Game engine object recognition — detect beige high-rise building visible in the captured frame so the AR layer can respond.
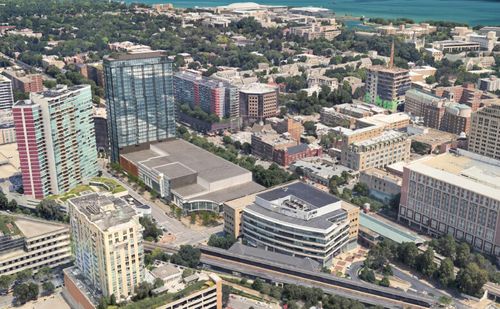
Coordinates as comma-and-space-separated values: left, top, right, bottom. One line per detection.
223, 195, 254, 238
68, 193, 144, 302
468, 105, 500, 160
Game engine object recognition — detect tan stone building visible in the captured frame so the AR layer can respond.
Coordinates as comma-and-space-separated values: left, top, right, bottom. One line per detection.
68, 193, 144, 302
223, 195, 254, 238
271, 118, 304, 142
359, 168, 403, 203
469, 105, 500, 160
399, 150, 500, 256
341, 130, 411, 171
356, 112, 410, 130
342, 201, 360, 242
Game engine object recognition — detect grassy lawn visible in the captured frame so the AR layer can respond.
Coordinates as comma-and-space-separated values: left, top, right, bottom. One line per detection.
46, 177, 127, 202
58, 185, 93, 201
91, 177, 127, 194
0, 215, 21, 236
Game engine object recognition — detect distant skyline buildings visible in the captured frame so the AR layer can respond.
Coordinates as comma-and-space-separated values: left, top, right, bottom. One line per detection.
12, 85, 98, 199
174, 70, 239, 120
364, 65, 411, 111
103, 51, 176, 162
239, 83, 278, 125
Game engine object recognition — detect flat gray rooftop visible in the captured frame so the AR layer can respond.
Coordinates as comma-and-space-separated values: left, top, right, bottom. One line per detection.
124, 139, 252, 183
183, 181, 265, 203
122, 139, 264, 202
151, 263, 181, 279
257, 182, 340, 208
155, 162, 197, 179
15, 218, 67, 239
228, 242, 321, 272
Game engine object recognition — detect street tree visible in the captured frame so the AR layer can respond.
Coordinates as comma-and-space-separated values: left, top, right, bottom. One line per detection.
456, 262, 488, 296
42, 281, 55, 295
437, 258, 456, 287
397, 242, 419, 268
417, 248, 436, 278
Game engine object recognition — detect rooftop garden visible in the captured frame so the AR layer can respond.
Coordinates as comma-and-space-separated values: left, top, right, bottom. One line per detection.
46, 177, 126, 202
90, 177, 127, 194
120, 280, 209, 309
0, 215, 21, 236
48, 184, 93, 202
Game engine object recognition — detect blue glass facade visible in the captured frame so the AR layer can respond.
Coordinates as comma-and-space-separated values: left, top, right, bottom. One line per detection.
104, 52, 176, 162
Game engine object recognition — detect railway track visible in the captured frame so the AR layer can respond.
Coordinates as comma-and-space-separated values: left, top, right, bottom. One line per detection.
144, 242, 435, 308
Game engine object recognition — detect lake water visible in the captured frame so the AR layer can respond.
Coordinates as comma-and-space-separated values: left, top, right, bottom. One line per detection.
126, 0, 500, 25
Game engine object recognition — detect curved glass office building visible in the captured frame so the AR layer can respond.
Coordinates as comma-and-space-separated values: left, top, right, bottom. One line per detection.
242, 182, 353, 267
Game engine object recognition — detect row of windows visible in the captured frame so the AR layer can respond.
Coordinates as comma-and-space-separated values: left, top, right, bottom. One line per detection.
399, 207, 500, 256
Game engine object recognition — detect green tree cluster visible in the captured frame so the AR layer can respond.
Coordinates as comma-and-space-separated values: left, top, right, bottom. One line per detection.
144, 248, 170, 266
366, 236, 493, 296
0, 192, 18, 212
179, 127, 296, 188
13, 282, 38, 305
170, 245, 201, 268
207, 234, 236, 249
36, 199, 68, 222
139, 216, 163, 242
179, 104, 221, 124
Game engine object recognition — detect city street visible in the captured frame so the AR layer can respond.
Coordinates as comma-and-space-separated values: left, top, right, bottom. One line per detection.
100, 169, 221, 246
0, 52, 56, 81
346, 260, 471, 309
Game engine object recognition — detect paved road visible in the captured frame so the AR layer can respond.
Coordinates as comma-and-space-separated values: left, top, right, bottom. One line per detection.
346, 261, 364, 280
346, 260, 471, 309
201, 256, 425, 309
390, 265, 444, 297
100, 169, 220, 246
0, 52, 56, 81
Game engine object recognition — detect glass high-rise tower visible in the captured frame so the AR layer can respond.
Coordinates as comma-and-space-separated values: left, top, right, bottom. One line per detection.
103, 51, 176, 162
13, 85, 98, 199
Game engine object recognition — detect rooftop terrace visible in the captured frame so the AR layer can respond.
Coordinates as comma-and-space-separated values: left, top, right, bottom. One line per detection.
354, 130, 407, 148
68, 193, 138, 231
